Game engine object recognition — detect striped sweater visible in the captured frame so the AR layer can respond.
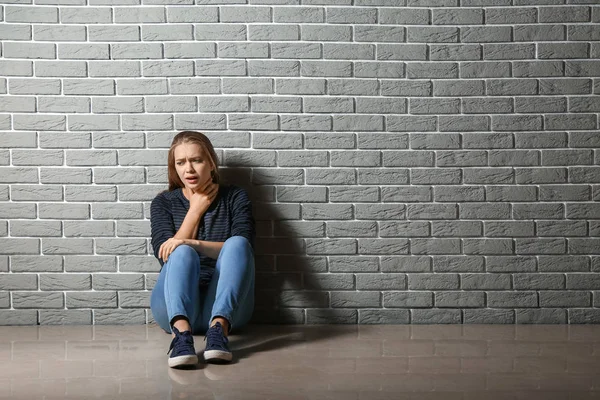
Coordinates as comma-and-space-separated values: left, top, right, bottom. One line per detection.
150, 184, 255, 285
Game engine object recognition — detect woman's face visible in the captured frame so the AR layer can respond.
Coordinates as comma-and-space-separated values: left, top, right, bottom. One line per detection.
173, 142, 213, 192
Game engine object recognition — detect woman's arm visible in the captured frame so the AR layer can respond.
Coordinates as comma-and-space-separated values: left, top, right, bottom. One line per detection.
173, 208, 202, 240
181, 239, 224, 260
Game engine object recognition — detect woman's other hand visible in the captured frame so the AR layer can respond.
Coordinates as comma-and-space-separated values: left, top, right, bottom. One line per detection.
159, 238, 186, 262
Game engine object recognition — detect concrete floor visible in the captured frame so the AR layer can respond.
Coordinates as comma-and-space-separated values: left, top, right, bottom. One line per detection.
1, 324, 600, 399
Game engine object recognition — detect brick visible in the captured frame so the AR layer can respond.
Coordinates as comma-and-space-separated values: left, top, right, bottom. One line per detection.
412, 309, 461, 324
4, 42, 55, 59
10, 78, 60, 94
66, 292, 117, 308
460, 63, 510, 82
359, 309, 411, 324
34, 25, 85, 41
168, 6, 218, 22
94, 309, 145, 325
6, 6, 58, 23
461, 273, 511, 290
64, 79, 115, 95
0, 24, 31, 40
65, 256, 116, 273
0, 310, 37, 325
89, 25, 139, 41
276, 78, 325, 95
333, 115, 383, 132
93, 273, 144, 290
435, 291, 485, 308
463, 97, 513, 114
464, 309, 514, 324
0, 273, 38, 290
0, 61, 33, 77
439, 115, 489, 131
378, 44, 427, 60
119, 291, 151, 308
328, 79, 378, 95
124, 114, 173, 130
111, 44, 162, 60
492, 115, 543, 131
485, 7, 537, 24
170, 78, 219, 95
380, 221, 429, 238
0, 167, 38, 183
412, 168, 461, 184
514, 96, 566, 113
306, 239, 356, 255
142, 24, 193, 41
407, 26, 458, 43
381, 186, 431, 202
40, 273, 90, 290
11, 221, 62, 237
488, 292, 538, 308
355, 25, 404, 42
355, 62, 405, 78
13, 292, 63, 309
429, 44, 481, 61
380, 8, 429, 24
306, 309, 357, 324
432, 8, 482, 24
223, 78, 272, 94
38, 97, 90, 113
411, 239, 461, 255
484, 43, 535, 61
514, 24, 565, 41
384, 291, 433, 308
516, 309, 566, 324
406, 63, 458, 79
568, 25, 600, 41
461, 26, 511, 43
539, 43, 588, 59
11, 185, 62, 201
114, 7, 165, 23
0, 96, 35, 112
540, 6, 590, 22
40, 310, 91, 325
513, 61, 564, 77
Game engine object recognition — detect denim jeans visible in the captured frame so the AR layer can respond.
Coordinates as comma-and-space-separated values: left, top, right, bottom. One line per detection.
150, 236, 255, 335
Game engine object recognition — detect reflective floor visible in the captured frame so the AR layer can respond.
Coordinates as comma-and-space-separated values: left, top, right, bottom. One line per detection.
1, 324, 600, 399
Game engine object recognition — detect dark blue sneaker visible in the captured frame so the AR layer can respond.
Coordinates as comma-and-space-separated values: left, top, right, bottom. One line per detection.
167, 326, 198, 368
203, 322, 232, 363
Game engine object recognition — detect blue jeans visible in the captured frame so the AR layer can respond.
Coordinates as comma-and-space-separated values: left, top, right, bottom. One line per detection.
150, 236, 255, 334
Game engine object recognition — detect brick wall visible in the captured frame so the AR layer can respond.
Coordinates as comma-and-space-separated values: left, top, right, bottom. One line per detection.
0, 1, 599, 325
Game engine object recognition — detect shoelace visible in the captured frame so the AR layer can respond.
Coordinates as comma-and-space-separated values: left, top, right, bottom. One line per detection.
167, 331, 195, 355
204, 323, 229, 347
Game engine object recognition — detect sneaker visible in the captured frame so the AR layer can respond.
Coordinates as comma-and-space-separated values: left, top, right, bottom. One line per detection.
203, 322, 232, 363
167, 326, 198, 368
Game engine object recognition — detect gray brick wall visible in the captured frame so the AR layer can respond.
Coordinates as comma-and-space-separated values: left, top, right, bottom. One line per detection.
0, 2, 599, 325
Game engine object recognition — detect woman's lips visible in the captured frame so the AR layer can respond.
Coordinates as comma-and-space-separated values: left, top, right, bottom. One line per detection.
186, 177, 198, 183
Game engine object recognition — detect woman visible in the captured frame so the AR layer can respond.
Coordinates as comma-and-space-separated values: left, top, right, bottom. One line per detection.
150, 131, 255, 368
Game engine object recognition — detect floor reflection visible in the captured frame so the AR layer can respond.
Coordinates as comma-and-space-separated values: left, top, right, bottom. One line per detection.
1, 324, 600, 399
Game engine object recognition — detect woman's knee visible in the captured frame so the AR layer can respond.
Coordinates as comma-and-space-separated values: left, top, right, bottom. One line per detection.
170, 244, 198, 259
163, 245, 200, 276
223, 236, 252, 254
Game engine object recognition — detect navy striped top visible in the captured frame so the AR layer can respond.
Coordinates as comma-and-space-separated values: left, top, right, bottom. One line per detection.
150, 184, 255, 285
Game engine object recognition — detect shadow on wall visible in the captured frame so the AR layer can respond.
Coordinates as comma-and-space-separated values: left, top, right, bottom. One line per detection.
219, 167, 326, 326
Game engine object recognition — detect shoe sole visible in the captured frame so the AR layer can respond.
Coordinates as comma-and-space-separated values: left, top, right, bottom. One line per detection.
204, 350, 232, 363
169, 354, 198, 368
